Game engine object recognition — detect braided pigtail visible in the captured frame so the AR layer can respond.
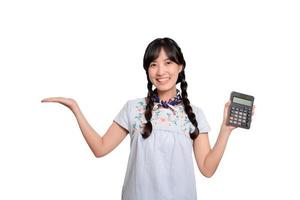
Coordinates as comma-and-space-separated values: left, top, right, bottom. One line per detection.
142, 37, 201, 140
179, 71, 200, 140
142, 75, 155, 139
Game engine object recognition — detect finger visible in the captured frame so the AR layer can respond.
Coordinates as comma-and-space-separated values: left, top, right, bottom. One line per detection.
223, 100, 231, 120
41, 98, 52, 102
226, 100, 231, 107
252, 105, 256, 115
41, 97, 61, 102
224, 101, 229, 112
225, 100, 232, 110
41, 98, 55, 102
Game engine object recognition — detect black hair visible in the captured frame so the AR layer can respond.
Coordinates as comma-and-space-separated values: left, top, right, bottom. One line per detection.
142, 37, 200, 140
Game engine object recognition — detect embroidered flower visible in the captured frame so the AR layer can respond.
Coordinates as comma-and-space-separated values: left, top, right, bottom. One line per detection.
132, 98, 194, 137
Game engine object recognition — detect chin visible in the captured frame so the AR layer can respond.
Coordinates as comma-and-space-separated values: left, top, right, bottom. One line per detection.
154, 84, 174, 92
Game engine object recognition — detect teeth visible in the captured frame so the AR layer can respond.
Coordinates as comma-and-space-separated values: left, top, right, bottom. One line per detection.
157, 78, 169, 82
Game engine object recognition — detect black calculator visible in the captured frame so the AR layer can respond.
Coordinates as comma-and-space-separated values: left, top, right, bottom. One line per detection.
227, 91, 255, 129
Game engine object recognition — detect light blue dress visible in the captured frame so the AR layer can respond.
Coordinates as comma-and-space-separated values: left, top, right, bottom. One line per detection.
113, 97, 211, 200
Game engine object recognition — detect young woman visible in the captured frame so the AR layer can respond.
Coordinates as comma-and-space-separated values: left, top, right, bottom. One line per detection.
41, 37, 255, 200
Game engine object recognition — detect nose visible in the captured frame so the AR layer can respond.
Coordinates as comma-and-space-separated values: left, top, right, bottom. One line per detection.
157, 64, 166, 75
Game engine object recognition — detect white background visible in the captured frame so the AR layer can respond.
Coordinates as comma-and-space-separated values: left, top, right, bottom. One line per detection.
1, 0, 299, 199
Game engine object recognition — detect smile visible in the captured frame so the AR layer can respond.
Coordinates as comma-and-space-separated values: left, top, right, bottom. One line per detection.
156, 77, 170, 84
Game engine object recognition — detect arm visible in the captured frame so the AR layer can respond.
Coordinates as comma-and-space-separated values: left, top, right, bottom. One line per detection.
41, 97, 128, 158
193, 127, 231, 178
72, 105, 128, 158
193, 100, 255, 178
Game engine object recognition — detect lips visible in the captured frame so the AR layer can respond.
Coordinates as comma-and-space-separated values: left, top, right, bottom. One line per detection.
157, 77, 169, 81
156, 77, 170, 84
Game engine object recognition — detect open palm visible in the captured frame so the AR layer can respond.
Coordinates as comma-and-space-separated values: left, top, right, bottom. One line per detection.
41, 97, 78, 111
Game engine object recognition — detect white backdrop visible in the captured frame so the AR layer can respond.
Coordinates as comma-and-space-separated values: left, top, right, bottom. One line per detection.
1, 0, 299, 199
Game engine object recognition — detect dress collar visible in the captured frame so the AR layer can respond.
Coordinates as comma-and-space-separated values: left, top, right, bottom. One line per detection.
151, 88, 183, 113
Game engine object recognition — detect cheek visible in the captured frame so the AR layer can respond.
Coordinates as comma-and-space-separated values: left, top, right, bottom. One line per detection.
148, 70, 155, 81
170, 70, 179, 79
171, 74, 179, 82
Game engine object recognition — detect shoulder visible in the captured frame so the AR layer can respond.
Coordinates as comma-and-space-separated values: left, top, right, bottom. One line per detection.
126, 97, 147, 106
190, 103, 203, 113
122, 97, 147, 111
190, 103, 208, 120
190, 103, 211, 133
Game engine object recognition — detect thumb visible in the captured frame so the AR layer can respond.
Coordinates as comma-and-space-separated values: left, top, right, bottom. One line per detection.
224, 100, 231, 117
225, 100, 231, 108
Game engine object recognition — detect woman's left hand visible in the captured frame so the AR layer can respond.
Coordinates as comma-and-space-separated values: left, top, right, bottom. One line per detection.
221, 100, 256, 133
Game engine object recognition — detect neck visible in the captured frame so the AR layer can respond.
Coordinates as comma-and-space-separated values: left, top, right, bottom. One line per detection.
156, 87, 178, 101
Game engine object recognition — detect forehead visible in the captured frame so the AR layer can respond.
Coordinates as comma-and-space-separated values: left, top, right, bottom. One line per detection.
152, 48, 170, 61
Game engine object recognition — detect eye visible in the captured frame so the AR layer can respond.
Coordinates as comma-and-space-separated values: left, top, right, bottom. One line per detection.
166, 61, 172, 65
150, 63, 157, 67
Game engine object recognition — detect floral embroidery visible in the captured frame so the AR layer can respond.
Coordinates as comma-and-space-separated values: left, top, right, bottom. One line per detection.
132, 98, 195, 137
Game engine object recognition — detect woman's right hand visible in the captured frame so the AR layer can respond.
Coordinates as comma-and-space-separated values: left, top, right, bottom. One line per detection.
41, 97, 78, 111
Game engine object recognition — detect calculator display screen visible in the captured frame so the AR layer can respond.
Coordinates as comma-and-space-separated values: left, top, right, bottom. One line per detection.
233, 97, 252, 106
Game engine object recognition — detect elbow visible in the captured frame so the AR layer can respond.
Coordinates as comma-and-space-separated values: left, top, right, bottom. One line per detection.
94, 153, 102, 158
94, 150, 105, 158
200, 167, 215, 178
203, 172, 214, 178
94, 148, 111, 158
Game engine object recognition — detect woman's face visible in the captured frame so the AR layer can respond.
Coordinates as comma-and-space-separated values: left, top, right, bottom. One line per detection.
148, 48, 183, 93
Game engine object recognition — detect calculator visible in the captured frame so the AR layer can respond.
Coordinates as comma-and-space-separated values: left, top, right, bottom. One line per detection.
227, 91, 255, 129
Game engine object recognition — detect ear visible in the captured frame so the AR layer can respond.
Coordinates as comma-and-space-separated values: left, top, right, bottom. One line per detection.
179, 64, 183, 73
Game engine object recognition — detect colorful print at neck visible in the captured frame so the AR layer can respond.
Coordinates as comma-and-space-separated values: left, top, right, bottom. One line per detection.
151, 88, 182, 108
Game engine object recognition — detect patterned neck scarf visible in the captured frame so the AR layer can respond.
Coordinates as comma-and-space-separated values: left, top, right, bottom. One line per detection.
151, 88, 182, 111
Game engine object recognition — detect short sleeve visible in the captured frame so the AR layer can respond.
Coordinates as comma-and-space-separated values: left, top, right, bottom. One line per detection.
113, 100, 131, 133
195, 107, 211, 134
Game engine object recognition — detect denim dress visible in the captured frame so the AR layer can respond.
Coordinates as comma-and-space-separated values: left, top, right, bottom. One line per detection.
113, 97, 211, 200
